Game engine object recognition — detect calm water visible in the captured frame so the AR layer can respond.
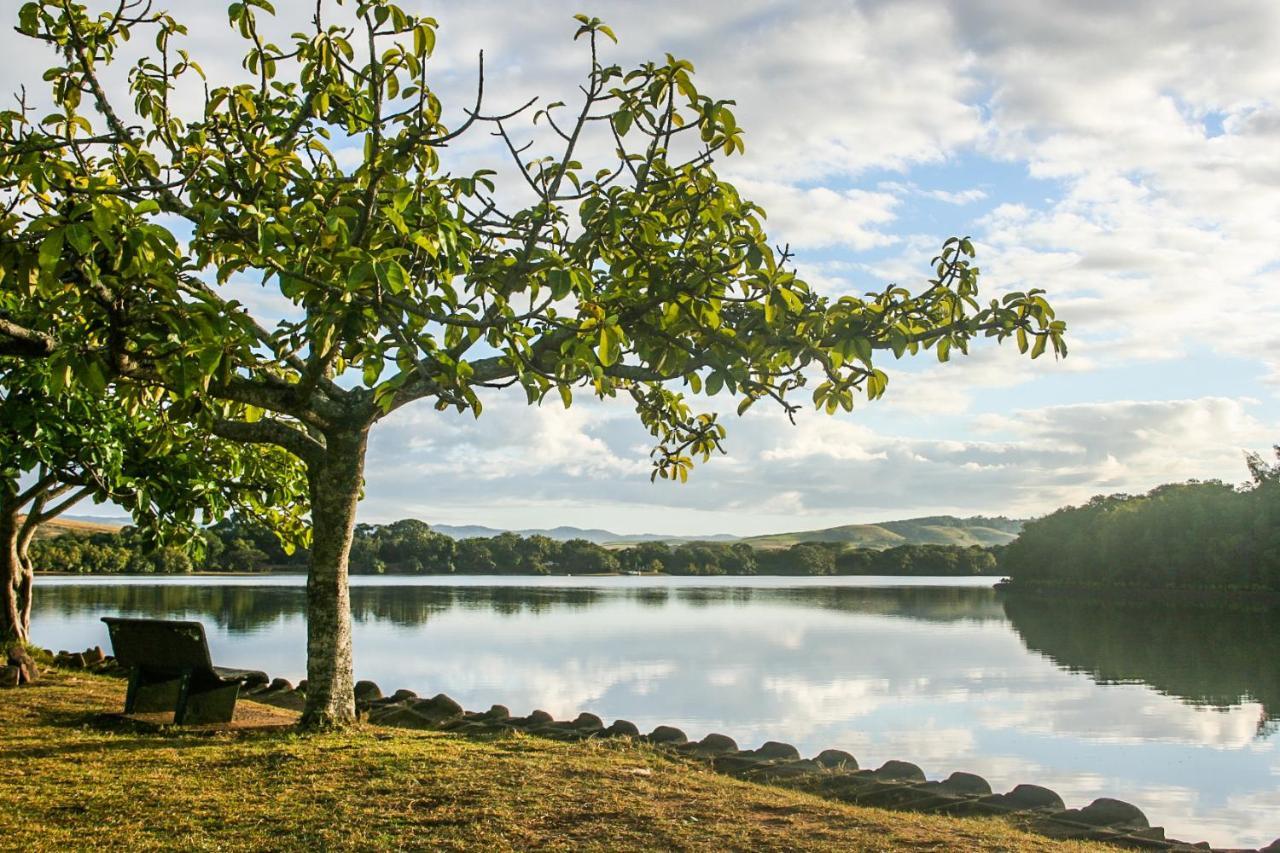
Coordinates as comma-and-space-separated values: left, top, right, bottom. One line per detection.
31, 575, 1279, 848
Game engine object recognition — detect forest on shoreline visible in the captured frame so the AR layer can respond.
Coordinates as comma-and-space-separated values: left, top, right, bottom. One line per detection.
30, 515, 1001, 578
32, 447, 1279, 586
1002, 449, 1280, 593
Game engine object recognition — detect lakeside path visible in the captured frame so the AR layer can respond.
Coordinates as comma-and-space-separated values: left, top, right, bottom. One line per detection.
0, 672, 1107, 852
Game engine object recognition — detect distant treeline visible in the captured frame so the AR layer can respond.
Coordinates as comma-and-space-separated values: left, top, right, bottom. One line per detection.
1002, 449, 1280, 592
32, 516, 1000, 577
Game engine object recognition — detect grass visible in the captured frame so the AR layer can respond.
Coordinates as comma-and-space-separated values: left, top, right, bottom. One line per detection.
0, 671, 1110, 852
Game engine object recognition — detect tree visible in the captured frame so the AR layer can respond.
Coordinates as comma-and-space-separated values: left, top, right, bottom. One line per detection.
1245, 445, 1280, 487
0, 361, 307, 644
6, 1, 1065, 726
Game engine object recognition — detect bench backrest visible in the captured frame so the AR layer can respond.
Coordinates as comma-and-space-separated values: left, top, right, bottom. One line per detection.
101, 617, 214, 674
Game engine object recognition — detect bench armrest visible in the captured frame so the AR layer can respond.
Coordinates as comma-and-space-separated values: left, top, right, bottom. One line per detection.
211, 666, 270, 684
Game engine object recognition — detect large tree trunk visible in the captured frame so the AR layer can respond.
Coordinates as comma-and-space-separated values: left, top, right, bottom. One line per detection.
300, 428, 369, 729
16, 514, 38, 639
0, 500, 25, 647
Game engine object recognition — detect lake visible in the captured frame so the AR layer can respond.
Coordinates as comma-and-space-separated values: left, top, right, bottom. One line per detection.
30, 575, 1279, 848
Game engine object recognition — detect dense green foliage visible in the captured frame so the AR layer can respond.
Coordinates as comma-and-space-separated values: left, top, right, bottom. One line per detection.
32, 517, 999, 577
1002, 450, 1280, 591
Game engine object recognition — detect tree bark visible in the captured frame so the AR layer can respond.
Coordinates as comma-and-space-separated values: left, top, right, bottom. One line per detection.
300, 427, 369, 728
0, 498, 25, 647
15, 510, 40, 639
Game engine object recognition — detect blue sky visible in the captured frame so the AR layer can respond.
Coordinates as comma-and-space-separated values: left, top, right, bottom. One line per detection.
5, 0, 1278, 535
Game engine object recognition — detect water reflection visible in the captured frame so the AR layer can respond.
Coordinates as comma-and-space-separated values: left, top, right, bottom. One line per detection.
37, 582, 1007, 630
1003, 594, 1280, 730
30, 578, 1280, 847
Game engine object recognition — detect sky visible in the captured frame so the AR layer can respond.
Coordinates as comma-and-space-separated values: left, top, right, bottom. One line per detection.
4, 1, 1279, 536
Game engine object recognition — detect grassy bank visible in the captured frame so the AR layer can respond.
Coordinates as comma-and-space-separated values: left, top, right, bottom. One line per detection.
0, 672, 1110, 852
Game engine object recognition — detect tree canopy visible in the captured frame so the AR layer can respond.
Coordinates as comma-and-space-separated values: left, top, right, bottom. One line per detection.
4, 0, 1066, 726
1002, 450, 1280, 592
0, 359, 308, 644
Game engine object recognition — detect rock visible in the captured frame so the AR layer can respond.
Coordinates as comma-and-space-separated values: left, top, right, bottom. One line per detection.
814, 749, 857, 770
82, 646, 106, 665
751, 759, 822, 780
354, 680, 382, 702
604, 719, 640, 737
871, 760, 926, 782
480, 704, 511, 721
296, 680, 307, 693
267, 677, 293, 692
999, 784, 1065, 811
1261, 839, 1280, 852
935, 771, 991, 796
525, 709, 553, 725
745, 741, 800, 762
696, 733, 739, 755
390, 688, 417, 701
712, 754, 770, 776
241, 671, 269, 688
55, 651, 86, 669
368, 705, 439, 729
572, 712, 604, 731
408, 693, 463, 724
0, 665, 18, 688
647, 725, 688, 745
7, 649, 39, 684
1075, 797, 1149, 828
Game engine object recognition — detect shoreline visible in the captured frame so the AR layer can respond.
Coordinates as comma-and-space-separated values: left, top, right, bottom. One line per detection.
34, 653, 1249, 851
2, 669, 1135, 853
995, 579, 1280, 608
34, 570, 1002, 579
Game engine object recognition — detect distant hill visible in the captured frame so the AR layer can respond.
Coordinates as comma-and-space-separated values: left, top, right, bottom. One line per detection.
431, 516, 1021, 549
31, 516, 124, 540
741, 516, 1024, 550
431, 524, 737, 545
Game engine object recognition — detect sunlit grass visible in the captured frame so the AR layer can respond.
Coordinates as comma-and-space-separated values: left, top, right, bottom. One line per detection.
0, 671, 1110, 851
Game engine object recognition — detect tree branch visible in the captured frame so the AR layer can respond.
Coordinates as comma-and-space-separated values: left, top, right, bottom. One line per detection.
211, 418, 325, 467
0, 318, 57, 358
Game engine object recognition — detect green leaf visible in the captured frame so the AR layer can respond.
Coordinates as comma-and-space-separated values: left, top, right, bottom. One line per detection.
381, 260, 408, 294
597, 325, 619, 366
613, 109, 633, 136
38, 231, 64, 271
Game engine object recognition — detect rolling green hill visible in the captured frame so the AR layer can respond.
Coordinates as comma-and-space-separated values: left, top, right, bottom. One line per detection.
30, 516, 123, 540
741, 516, 1023, 550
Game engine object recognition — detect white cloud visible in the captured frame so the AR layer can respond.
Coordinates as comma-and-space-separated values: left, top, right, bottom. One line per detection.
733, 179, 900, 251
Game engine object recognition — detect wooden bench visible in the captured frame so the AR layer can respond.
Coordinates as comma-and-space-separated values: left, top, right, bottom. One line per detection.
101, 617, 268, 725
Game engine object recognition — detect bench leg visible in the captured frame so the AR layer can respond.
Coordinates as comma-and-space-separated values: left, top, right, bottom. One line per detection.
129, 672, 186, 714
177, 682, 240, 725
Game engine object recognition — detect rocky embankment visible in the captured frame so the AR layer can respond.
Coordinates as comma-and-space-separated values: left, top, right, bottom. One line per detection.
31, 646, 1280, 853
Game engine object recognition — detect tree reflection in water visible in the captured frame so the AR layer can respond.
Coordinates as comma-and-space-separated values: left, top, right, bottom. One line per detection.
1003, 594, 1279, 731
